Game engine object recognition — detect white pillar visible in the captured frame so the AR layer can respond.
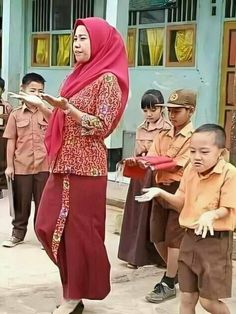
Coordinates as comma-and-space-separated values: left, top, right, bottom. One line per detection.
2, 0, 24, 100
106, 0, 129, 39
105, 0, 129, 149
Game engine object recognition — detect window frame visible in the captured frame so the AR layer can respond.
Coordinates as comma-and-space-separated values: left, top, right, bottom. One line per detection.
127, 2, 198, 68
127, 28, 137, 67
49, 30, 73, 68
166, 23, 196, 67
30, 0, 95, 68
31, 33, 50, 67
137, 26, 165, 67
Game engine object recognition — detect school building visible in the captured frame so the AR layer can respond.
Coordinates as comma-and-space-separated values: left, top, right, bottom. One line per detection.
0, 0, 235, 169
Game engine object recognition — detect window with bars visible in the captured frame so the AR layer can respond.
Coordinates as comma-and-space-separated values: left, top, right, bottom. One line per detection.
225, 0, 236, 18
127, 0, 198, 67
31, 0, 94, 67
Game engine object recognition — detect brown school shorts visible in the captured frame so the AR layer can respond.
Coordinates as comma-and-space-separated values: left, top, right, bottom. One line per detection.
150, 181, 184, 248
178, 229, 233, 300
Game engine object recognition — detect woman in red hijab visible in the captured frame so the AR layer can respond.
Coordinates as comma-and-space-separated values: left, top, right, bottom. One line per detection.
15, 17, 128, 313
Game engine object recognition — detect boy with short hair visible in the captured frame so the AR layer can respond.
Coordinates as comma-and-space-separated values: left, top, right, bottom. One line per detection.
0, 77, 12, 199
136, 124, 236, 314
2, 72, 51, 247
144, 89, 196, 302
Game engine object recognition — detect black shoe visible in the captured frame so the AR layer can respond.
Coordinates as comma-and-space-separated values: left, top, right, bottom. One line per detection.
70, 301, 84, 313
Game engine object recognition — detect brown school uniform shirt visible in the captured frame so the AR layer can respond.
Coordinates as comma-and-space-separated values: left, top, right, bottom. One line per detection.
0, 99, 12, 130
147, 122, 194, 183
3, 104, 49, 175
135, 116, 172, 156
178, 158, 236, 231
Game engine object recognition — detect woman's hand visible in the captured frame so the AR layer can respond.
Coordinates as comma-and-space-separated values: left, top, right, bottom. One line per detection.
41, 94, 69, 110
9, 92, 45, 108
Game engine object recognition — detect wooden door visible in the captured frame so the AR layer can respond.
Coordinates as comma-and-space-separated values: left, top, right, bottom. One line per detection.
219, 22, 236, 163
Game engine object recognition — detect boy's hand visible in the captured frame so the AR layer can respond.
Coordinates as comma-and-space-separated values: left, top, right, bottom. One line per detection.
0, 113, 9, 120
9, 92, 44, 108
124, 158, 149, 169
135, 187, 161, 202
5, 166, 14, 181
191, 210, 217, 238
124, 157, 137, 167
137, 159, 149, 169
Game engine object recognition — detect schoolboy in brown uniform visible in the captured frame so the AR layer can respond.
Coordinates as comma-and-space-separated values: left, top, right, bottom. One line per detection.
136, 124, 236, 314
144, 89, 196, 302
2, 73, 51, 248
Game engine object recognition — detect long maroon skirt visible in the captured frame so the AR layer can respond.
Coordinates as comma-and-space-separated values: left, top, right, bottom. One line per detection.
118, 169, 165, 266
35, 173, 110, 300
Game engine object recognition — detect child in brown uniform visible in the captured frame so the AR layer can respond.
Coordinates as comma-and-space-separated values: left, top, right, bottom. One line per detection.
2, 73, 51, 247
118, 89, 171, 268
144, 89, 196, 302
136, 124, 236, 314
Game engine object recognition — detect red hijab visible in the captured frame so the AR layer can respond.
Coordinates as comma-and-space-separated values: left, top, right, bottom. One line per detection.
45, 17, 129, 162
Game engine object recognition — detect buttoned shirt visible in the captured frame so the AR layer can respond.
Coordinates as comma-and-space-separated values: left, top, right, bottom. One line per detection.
3, 104, 49, 174
147, 122, 194, 183
178, 159, 236, 231
135, 116, 171, 156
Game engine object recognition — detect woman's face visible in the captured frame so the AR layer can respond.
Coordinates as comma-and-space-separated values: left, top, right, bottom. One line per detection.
73, 25, 91, 64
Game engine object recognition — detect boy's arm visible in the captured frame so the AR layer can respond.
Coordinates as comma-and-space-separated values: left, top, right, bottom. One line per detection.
135, 187, 185, 212
5, 138, 16, 180
37, 103, 52, 122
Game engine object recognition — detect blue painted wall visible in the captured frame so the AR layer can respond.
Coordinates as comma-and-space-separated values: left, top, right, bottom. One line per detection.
124, 0, 225, 133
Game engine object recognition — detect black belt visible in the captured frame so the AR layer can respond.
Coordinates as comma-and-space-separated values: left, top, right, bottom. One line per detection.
186, 229, 231, 238
210, 231, 231, 238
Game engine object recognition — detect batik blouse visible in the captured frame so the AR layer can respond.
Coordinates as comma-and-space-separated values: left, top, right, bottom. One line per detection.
53, 73, 122, 176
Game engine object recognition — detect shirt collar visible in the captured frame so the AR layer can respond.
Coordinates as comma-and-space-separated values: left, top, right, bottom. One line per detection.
139, 116, 171, 132
198, 158, 226, 180
167, 121, 194, 138
21, 103, 37, 113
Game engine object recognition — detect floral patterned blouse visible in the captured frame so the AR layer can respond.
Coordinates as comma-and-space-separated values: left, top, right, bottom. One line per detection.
53, 73, 122, 176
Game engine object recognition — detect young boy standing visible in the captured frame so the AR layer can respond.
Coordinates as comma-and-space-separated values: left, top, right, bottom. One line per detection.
136, 124, 236, 314
144, 89, 196, 302
2, 73, 51, 248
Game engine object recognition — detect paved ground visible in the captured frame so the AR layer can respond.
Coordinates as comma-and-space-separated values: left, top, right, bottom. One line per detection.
0, 182, 236, 313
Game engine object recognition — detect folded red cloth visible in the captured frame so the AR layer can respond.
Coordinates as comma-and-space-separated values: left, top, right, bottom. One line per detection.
122, 156, 176, 179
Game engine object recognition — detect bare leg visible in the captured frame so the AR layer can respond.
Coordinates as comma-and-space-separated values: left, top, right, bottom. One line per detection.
154, 241, 168, 263
199, 297, 230, 314
180, 292, 199, 314
166, 247, 179, 277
